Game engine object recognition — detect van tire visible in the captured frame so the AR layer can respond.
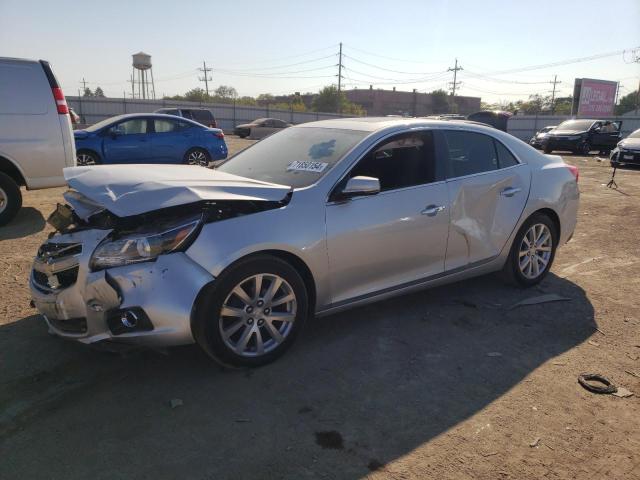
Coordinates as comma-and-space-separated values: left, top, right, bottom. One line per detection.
0, 171, 22, 226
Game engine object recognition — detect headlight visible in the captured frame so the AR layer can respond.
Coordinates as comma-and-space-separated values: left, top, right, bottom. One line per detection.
90, 218, 200, 270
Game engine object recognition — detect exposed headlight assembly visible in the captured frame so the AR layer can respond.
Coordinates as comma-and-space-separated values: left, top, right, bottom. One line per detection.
90, 217, 200, 270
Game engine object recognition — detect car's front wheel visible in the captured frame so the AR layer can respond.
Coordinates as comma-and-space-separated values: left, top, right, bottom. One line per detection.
184, 148, 211, 166
193, 255, 309, 367
578, 142, 591, 155
76, 150, 100, 166
502, 213, 558, 287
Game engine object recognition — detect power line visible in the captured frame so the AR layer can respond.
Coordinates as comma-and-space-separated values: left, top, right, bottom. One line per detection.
462, 70, 550, 85
217, 44, 338, 66
213, 54, 337, 73
343, 44, 436, 65
342, 54, 445, 75
216, 64, 336, 77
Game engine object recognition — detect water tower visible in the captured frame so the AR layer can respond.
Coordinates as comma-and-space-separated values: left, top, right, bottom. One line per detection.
131, 52, 155, 100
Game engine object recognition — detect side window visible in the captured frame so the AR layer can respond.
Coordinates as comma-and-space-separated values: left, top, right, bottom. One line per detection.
348, 131, 437, 192
192, 110, 212, 123
115, 119, 147, 135
443, 131, 497, 178
154, 119, 179, 133
494, 140, 519, 168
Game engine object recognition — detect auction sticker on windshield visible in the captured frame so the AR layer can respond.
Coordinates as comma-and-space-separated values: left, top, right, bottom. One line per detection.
287, 161, 328, 173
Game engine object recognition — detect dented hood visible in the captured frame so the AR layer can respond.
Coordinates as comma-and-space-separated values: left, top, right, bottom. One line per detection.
63, 165, 292, 217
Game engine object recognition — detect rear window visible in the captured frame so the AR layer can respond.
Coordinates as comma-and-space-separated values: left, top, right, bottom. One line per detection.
0, 61, 51, 115
189, 110, 214, 123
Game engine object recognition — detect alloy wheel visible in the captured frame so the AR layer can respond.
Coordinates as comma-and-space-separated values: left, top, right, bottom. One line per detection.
218, 274, 297, 357
0, 187, 6, 214
77, 153, 96, 166
518, 223, 553, 279
187, 150, 207, 166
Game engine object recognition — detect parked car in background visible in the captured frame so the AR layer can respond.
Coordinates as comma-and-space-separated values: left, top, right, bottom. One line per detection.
233, 118, 292, 139
154, 107, 218, 128
467, 111, 512, 132
32, 117, 579, 367
542, 119, 622, 155
610, 128, 640, 167
529, 125, 556, 149
0, 57, 75, 225
74, 113, 227, 166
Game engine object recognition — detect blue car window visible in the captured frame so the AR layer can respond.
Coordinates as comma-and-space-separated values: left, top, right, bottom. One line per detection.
116, 119, 147, 135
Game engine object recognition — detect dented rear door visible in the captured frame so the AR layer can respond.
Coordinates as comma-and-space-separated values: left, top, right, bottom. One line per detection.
437, 130, 530, 271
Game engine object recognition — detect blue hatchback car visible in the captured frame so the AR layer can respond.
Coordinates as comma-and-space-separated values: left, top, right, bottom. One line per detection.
74, 113, 228, 166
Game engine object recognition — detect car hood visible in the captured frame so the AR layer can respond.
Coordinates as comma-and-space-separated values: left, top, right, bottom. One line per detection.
548, 130, 587, 136
73, 130, 90, 139
63, 164, 292, 218
619, 138, 640, 150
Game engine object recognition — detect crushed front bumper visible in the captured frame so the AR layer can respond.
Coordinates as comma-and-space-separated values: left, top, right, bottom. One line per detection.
30, 229, 215, 347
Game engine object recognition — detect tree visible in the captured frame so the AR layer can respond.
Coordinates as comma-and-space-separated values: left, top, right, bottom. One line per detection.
256, 93, 275, 105
82, 87, 94, 97
236, 96, 257, 106
430, 89, 449, 114
183, 88, 209, 102
93, 87, 105, 98
214, 85, 237, 100
616, 90, 639, 115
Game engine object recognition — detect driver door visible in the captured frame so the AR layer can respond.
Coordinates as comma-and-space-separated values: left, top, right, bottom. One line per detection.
325, 130, 449, 305
102, 118, 151, 163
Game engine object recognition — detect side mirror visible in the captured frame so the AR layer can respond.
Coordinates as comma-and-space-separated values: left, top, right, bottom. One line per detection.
110, 126, 124, 139
339, 176, 381, 199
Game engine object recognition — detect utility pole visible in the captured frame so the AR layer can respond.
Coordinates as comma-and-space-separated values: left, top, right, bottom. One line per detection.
198, 61, 212, 97
337, 42, 343, 114
550, 75, 561, 114
447, 58, 463, 113
80, 77, 88, 94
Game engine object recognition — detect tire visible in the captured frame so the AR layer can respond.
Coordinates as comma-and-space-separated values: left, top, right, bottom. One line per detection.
184, 148, 211, 166
543, 146, 552, 154
193, 255, 309, 367
76, 150, 101, 165
502, 212, 558, 287
0, 171, 22, 226
578, 142, 591, 155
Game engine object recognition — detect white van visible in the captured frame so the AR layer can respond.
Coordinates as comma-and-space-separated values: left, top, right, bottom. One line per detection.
0, 58, 76, 225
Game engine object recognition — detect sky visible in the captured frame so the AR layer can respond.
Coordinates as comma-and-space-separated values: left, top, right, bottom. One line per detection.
1, 0, 639, 104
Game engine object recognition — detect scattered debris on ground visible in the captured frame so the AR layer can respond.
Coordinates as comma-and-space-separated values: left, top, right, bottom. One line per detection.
578, 374, 617, 394
169, 398, 183, 409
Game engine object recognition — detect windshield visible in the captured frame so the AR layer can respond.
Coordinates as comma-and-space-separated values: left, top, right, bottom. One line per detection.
218, 127, 368, 188
84, 116, 126, 132
556, 120, 594, 131
629, 129, 640, 139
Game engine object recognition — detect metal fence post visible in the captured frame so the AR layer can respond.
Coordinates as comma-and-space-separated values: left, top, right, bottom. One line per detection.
266, 103, 270, 117
123, 96, 127, 114
233, 98, 236, 127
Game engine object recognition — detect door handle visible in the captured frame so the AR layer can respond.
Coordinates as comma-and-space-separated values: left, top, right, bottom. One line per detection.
500, 187, 521, 197
421, 205, 446, 216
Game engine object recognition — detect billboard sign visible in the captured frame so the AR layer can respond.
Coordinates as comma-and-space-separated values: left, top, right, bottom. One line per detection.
573, 78, 617, 117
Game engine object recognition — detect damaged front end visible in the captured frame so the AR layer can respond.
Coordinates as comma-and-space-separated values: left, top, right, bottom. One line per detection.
31, 184, 291, 347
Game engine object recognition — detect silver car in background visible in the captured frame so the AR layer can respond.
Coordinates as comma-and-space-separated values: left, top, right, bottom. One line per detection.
30, 118, 579, 366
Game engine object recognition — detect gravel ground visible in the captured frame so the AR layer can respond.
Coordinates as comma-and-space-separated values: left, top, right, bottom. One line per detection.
0, 143, 639, 480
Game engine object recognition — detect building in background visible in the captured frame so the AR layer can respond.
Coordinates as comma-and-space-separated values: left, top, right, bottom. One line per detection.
344, 87, 481, 117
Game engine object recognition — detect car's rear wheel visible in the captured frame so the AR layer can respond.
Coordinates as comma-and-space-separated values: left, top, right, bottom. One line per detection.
193, 255, 309, 367
502, 213, 558, 287
76, 150, 100, 166
0, 171, 22, 226
184, 148, 210, 166
543, 146, 552, 154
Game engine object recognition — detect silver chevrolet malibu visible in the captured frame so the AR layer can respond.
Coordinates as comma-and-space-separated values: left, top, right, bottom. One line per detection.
31, 118, 579, 366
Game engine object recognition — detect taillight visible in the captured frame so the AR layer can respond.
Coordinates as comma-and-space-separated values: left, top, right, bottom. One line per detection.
566, 164, 579, 182
52, 87, 69, 114
213, 131, 224, 139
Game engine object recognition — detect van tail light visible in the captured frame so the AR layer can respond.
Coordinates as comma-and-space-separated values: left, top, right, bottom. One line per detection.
213, 131, 224, 139
52, 87, 69, 114
566, 164, 579, 182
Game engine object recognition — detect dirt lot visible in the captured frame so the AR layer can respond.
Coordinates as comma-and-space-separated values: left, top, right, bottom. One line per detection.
1, 141, 639, 480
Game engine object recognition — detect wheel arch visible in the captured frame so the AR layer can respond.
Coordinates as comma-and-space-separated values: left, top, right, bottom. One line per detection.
532, 207, 561, 240
0, 155, 27, 187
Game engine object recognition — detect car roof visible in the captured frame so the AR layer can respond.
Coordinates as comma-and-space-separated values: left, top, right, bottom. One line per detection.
296, 116, 500, 133
93, 113, 208, 127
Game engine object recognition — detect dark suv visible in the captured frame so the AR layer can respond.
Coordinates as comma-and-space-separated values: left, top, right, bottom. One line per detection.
542, 119, 622, 155
154, 107, 218, 128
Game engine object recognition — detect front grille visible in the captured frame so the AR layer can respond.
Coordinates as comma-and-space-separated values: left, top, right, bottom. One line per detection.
36, 242, 82, 262
49, 317, 87, 334
32, 266, 79, 291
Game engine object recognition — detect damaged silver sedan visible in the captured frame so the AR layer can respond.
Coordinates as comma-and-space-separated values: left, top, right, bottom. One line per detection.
31, 118, 579, 366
